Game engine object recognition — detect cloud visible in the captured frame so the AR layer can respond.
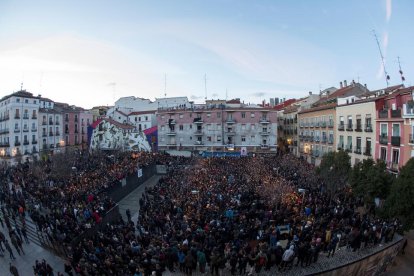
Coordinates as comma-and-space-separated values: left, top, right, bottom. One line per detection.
190, 94, 203, 100
386, 0, 392, 22
251, 92, 267, 98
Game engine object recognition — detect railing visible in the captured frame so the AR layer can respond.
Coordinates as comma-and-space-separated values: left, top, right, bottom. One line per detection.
15, 115, 20, 119
328, 139, 334, 144
389, 162, 399, 172
42, 133, 47, 137
355, 124, 362, 132
321, 137, 327, 143
345, 144, 352, 152
363, 147, 371, 156
379, 135, 388, 145
14, 128, 20, 133
32, 140, 38, 144
353, 147, 362, 154
194, 130, 203, 135
23, 141, 29, 145
328, 121, 334, 128
49, 121, 53, 125
166, 131, 176, 135
391, 136, 400, 146
314, 136, 320, 142
346, 123, 353, 131
260, 131, 270, 135
365, 124, 373, 132
0, 142, 10, 147
379, 109, 388, 118
320, 122, 327, 128
42, 121, 47, 125
226, 118, 236, 124
32, 115, 37, 119
49, 132, 54, 136
55, 121, 60, 125
312, 150, 320, 157
23, 114, 29, 119
15, 141, 21, 146
259, 118, 270, 124
0, 115, 10, 122
0, 129, 9, 134
409, 134, 414, 144
56, 131, 60, 136
391, 109, 401, 118
338, 124, 344, 131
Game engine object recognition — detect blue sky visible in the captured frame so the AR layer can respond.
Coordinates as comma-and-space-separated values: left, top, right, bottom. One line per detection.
0, 0, 412, 108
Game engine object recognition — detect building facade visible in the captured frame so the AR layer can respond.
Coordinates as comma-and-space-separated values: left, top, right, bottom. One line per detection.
298, 103, 336, 165
375, 87, 414, 172
336, 96, 377, 166
157, 103, 278, 153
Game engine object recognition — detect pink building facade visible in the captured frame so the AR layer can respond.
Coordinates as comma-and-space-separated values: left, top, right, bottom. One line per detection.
157, 104, 278, 153
375, 86, 414, 173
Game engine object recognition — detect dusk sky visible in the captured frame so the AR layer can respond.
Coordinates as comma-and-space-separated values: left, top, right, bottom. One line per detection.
0, 0, 412, 109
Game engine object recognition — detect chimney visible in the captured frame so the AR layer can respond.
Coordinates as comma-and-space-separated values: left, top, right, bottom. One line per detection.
340, 82, 343, 88
344, 80, 347, 87
364, 84, 367, 89
309, 91, 312, 95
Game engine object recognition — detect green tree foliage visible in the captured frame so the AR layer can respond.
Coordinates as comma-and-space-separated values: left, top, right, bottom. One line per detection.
317, 150, 351, 192
383, 158, 414, 230
349, 159, 392, 207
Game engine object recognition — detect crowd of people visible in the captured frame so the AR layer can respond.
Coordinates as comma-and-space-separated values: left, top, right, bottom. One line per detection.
62, 154, 400, 275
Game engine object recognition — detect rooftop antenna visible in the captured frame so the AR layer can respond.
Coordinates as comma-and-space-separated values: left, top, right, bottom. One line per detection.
397, 56, 406, 84
373, 30, 390, 87
204, 74, 207, 101
20, 82, 23, 91
164, 73, 167, 97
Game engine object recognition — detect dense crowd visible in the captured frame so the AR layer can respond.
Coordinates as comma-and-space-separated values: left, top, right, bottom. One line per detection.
64, 154, 400, 275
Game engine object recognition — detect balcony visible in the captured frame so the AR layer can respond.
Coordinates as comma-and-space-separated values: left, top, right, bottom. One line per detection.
391, 109, 401, 118
389, 162, 399, 172
363, 147, 372, 156
32, 115, 37, 119
14, 128, 20, 133
166, 131, 176, 136
259, 131, 270, 136
409, 134, 414, 144
259, 118, 270, 124
338, 124, 344, 131
49, 121, 53, 125
365, 124, 373, 132
345, 144, 352, 153
328, 122, 334, 128
166, 142, 176, 146
321, 138, 327, 143
226, 118, 236, 124
194, 141, 204, 145
403, 103, 414, 117
328, 139, 334, 145
260, 144, 269, 149
353, 147, 362, 154
320, 122, 327, 128
0, 129, 9, 134
0, 115, 10, 122
346, 124, 353, 131
23, 128, 29, 132
391, 136, 400, 146
379, 109, 388, 118
379, 135, 388, 145
14, 141, 21, 146
23, 141, 29, 145
23, 115, 29, 119
355, 124, 362, 132
193, 118, 203, 124
312, 150, 320, 157
0, 142, 10, 147
49, 132, 54, 136
55, 131, 60, 136
309, 136, 314, 142
42, 144, 48, 150
32, 140, 38, 144
314, 136, 320, 142
168, 119, 176, 125
226, 131, 236, 136
42, 133, 47, 137
65, 129, 69, 134
194, 130, 203, 136
65, 117, 69, 122
42, 121, 47, 125
14, 115, 20, 119
55, 121, 60, 125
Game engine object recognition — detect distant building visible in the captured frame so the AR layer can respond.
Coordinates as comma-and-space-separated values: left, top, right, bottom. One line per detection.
157, 99, 278, 153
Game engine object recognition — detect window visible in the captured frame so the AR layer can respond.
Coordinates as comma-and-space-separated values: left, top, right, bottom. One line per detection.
250, 112, 255, 118
179, 114, 183, 118
217, 112, 221, 118
207, 136, 212, 142
339, 116, 344, 125
241, 124, 246, 130
145, 116, 148, 121
16, 98, 20, 103
392, 124, 400, 137
380, 147, 387, 161
356, 137, 361, 151
207, 124, 212, 131
134, 117, 137, 122
15, 123, 18, 130
217, 135, 221, 142
179, 125, 183, 131
380, 124, 388, 136
161, 126, 165, 131
241, 136, 246, 142
241, 112, 246, 118
392, 149, 399, 164
189, 125, 192, 129
251, 124, 255, 130
251, 136, 256, 142
217, 124, 221, 130
207, 113, 211, 118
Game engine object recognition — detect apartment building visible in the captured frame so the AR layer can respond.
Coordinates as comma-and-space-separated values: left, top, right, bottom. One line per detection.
375, 86, 414, 172
336, 96, 377, 166
39, 107, 63, 154
298, 103, 336, 165
157, 101, 277, 153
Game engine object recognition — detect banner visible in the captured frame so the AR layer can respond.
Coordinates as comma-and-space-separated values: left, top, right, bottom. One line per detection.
241, 147, 247, 156
138, 168, 143, 178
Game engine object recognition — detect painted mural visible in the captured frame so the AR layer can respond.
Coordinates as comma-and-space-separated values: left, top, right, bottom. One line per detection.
90, 119, 151, 152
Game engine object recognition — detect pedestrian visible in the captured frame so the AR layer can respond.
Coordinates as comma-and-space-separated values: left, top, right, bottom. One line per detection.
10, 262, 19, 276
126, 208, 131, 221
5, 240, 16, 260
402, 239, 408, 255
21, 226, 29, 244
